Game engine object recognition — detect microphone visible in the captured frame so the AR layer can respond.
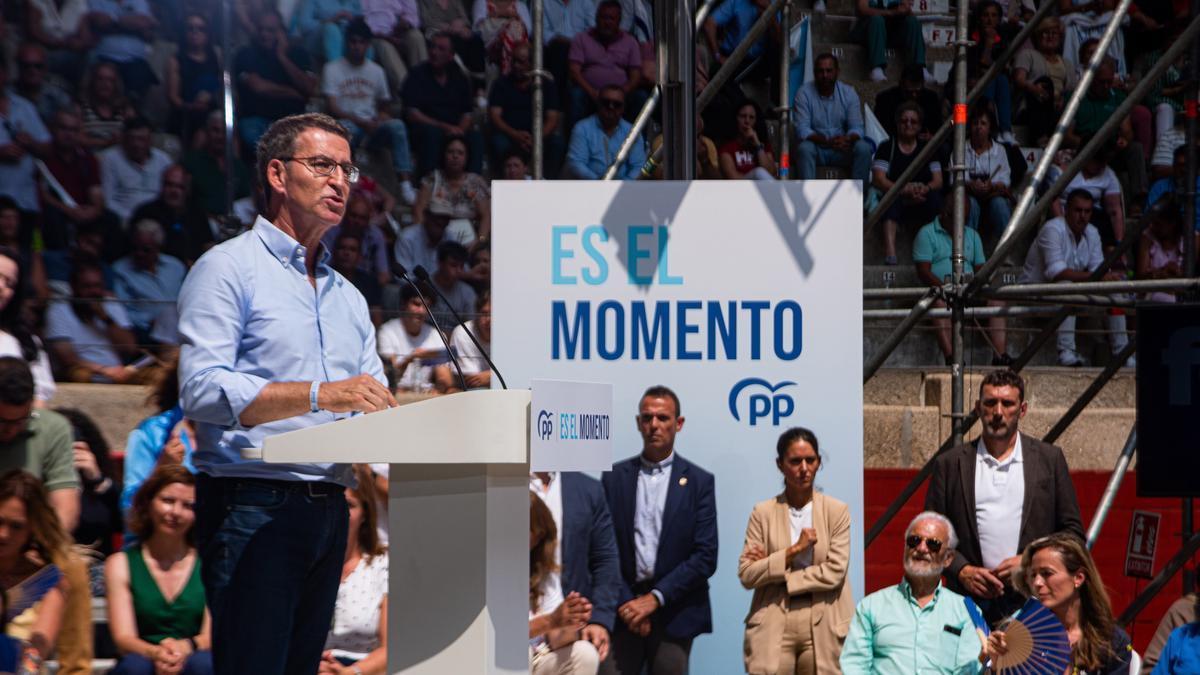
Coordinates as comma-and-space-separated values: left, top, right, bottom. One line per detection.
390, 263, 467, 392
412, 265, 507, 389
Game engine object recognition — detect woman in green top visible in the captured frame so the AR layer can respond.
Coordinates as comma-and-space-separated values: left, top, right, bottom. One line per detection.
105, 464, 212, 675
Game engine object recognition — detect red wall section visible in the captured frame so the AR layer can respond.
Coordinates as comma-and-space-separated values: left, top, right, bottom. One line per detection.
864, 469, 1198, 653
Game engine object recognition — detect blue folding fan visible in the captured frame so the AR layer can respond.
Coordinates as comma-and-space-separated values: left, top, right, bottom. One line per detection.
989, 597, 1072, 674
4, 563, 62, 623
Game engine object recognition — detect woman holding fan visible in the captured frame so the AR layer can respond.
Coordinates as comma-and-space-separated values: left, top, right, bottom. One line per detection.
991, 533, 1133, 674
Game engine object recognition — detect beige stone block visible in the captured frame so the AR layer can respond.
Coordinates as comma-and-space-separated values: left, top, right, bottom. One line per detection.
52, 383, 158, 450
865, 369, 927, 407
1021, 370, 1135, 409
863, 405, 942, 469
1016, 408, 1136, 471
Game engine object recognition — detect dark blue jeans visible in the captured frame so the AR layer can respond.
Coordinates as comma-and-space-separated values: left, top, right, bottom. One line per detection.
194, 475, 348, 675
112, 651, 214, 675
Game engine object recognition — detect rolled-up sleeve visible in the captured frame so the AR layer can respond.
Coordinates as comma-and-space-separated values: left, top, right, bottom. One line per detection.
1039, 225, 1070, 281
177, 251, 270, 428
794, 87, 814, 141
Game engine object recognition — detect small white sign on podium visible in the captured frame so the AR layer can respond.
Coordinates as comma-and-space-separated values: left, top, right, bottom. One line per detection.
530, 379, 613, 472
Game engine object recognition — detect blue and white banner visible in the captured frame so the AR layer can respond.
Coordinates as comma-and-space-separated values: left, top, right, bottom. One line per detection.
492, 181, 863, 674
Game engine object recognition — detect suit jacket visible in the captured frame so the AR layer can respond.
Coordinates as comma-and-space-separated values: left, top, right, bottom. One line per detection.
559, 472, 621, 632
739, 493, 855, 675
924, 433, 1084, 603
601, 452, 718, 640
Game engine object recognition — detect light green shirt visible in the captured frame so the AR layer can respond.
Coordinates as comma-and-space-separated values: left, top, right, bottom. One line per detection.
912, 219, 987, 284
0, 409, 81, 492
840, 579, 983, 675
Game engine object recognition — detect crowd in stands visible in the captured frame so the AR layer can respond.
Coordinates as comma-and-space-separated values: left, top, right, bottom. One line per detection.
0, 0, 1190, 670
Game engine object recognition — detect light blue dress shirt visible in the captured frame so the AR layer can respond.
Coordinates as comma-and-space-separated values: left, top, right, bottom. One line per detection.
542, 0, 596, 44
112, 253, 188, 333
634, 452, 673, 604
840, 579, 983, 675
0, 90, 51, 211
710, 0, 769, 58
566, 115, 646, 180
177, 216, 386, 485
88, 0, 153, 62
793, 81, 865, 142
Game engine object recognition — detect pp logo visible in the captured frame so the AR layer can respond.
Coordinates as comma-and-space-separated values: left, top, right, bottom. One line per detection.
728, 379, 797, 426
537, 410, 555, 440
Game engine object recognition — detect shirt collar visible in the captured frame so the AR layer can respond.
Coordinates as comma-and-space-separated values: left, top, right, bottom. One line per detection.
639, 452, 674, 473
898, 577, 944, 605
976, 433, 1024, 468
253, 215, 332, 272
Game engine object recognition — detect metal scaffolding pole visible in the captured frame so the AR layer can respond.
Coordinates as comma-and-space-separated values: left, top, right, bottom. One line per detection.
637, 0, 789, 172
532, 0, 545, 179
865, 14, 1200, 379
864, 305, 1099, 319
949, 0, 969, 447
1086, 428, 1137, 549
657, 0, 696, 179
981, 278, 1200, 297
221, 0, 235, 219
1042, 339, 1137, 444
1186, 500, 1196, 594
863, 224, 1145, 546
1118, 530, 1200, 626
777, 0, 791, 179
864, 0, 1057, 233
966, 11, 1200, 299
1187, 0, 1199, 281
603, 0, 718, 180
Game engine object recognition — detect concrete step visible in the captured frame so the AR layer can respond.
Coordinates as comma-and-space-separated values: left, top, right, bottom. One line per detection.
863, 403, 1136, 469
816, 42, 954, 80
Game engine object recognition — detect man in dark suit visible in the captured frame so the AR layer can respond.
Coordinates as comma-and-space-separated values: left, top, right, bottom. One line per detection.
531, 470, 622, 661
601, 385, 718, 675
924, 368, 1084, 624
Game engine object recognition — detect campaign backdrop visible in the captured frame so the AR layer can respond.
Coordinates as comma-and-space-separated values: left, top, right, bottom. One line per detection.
492, 181, 863, 674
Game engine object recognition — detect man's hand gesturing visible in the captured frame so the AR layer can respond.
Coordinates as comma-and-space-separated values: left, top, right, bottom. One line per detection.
319, 374, 398, 413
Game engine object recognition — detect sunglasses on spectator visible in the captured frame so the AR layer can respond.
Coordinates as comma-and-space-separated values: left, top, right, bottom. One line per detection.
905, 535, 944, 553
600, 98, 624, 109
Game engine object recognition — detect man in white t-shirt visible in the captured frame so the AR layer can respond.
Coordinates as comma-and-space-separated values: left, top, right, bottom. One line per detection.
376, 284, 446, 392
323, 18, 417, 204
98, 117, 173, 224
1020, 189, 1131, 367
435, 292, 491, 392
1049, 140, 1125, 249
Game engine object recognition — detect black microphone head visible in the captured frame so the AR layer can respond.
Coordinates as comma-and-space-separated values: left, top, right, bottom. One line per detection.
391, 262, 410, 279
413, 265, 432, 281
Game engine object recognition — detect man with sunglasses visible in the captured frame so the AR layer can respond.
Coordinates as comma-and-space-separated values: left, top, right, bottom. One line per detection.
924, 369, 1084, 625
177, 112, 397, 675
841, 512, 985, 673
565, 84, 646, 180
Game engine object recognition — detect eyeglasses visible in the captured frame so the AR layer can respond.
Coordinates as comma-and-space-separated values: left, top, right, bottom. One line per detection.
905, 535, 944, 553
600, 99, 624, 109
281, 156, 360, 183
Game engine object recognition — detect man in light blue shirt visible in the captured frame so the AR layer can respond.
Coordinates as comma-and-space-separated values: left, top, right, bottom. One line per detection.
841, 511, 985, 674
704, 0, 773, 62
794, 53, 873, 187
178, 113, 396, 675
112, 220, 187, 345
566, 85, 646, 179
88, 0, 158, 100
602, 385, 718, 674
0, 60, 51, 213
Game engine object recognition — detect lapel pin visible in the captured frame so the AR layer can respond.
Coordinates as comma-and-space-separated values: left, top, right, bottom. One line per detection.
679, 477, 688, 486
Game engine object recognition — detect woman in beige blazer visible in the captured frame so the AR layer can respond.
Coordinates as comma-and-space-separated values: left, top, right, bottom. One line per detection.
738, 427, 854, 675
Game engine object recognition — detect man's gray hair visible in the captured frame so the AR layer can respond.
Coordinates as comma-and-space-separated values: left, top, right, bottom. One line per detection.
906, 511, 958, 550
132, 219, 165, 246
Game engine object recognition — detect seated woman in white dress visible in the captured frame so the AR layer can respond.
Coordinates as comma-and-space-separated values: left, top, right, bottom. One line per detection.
528, 492, 598, 675
319, 464, 387, 675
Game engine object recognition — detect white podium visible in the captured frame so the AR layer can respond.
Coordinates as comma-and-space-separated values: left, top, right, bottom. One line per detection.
262, 390, 534, 674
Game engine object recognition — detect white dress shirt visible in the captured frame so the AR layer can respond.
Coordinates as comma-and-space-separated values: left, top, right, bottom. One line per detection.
1020, 217, 1104, 283
788, 502, 814, 569
634, 453, 673, 594
974, 435, 1025, 570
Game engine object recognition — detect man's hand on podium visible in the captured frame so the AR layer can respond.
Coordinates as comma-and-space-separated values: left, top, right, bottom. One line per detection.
319, 374, 399, 413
